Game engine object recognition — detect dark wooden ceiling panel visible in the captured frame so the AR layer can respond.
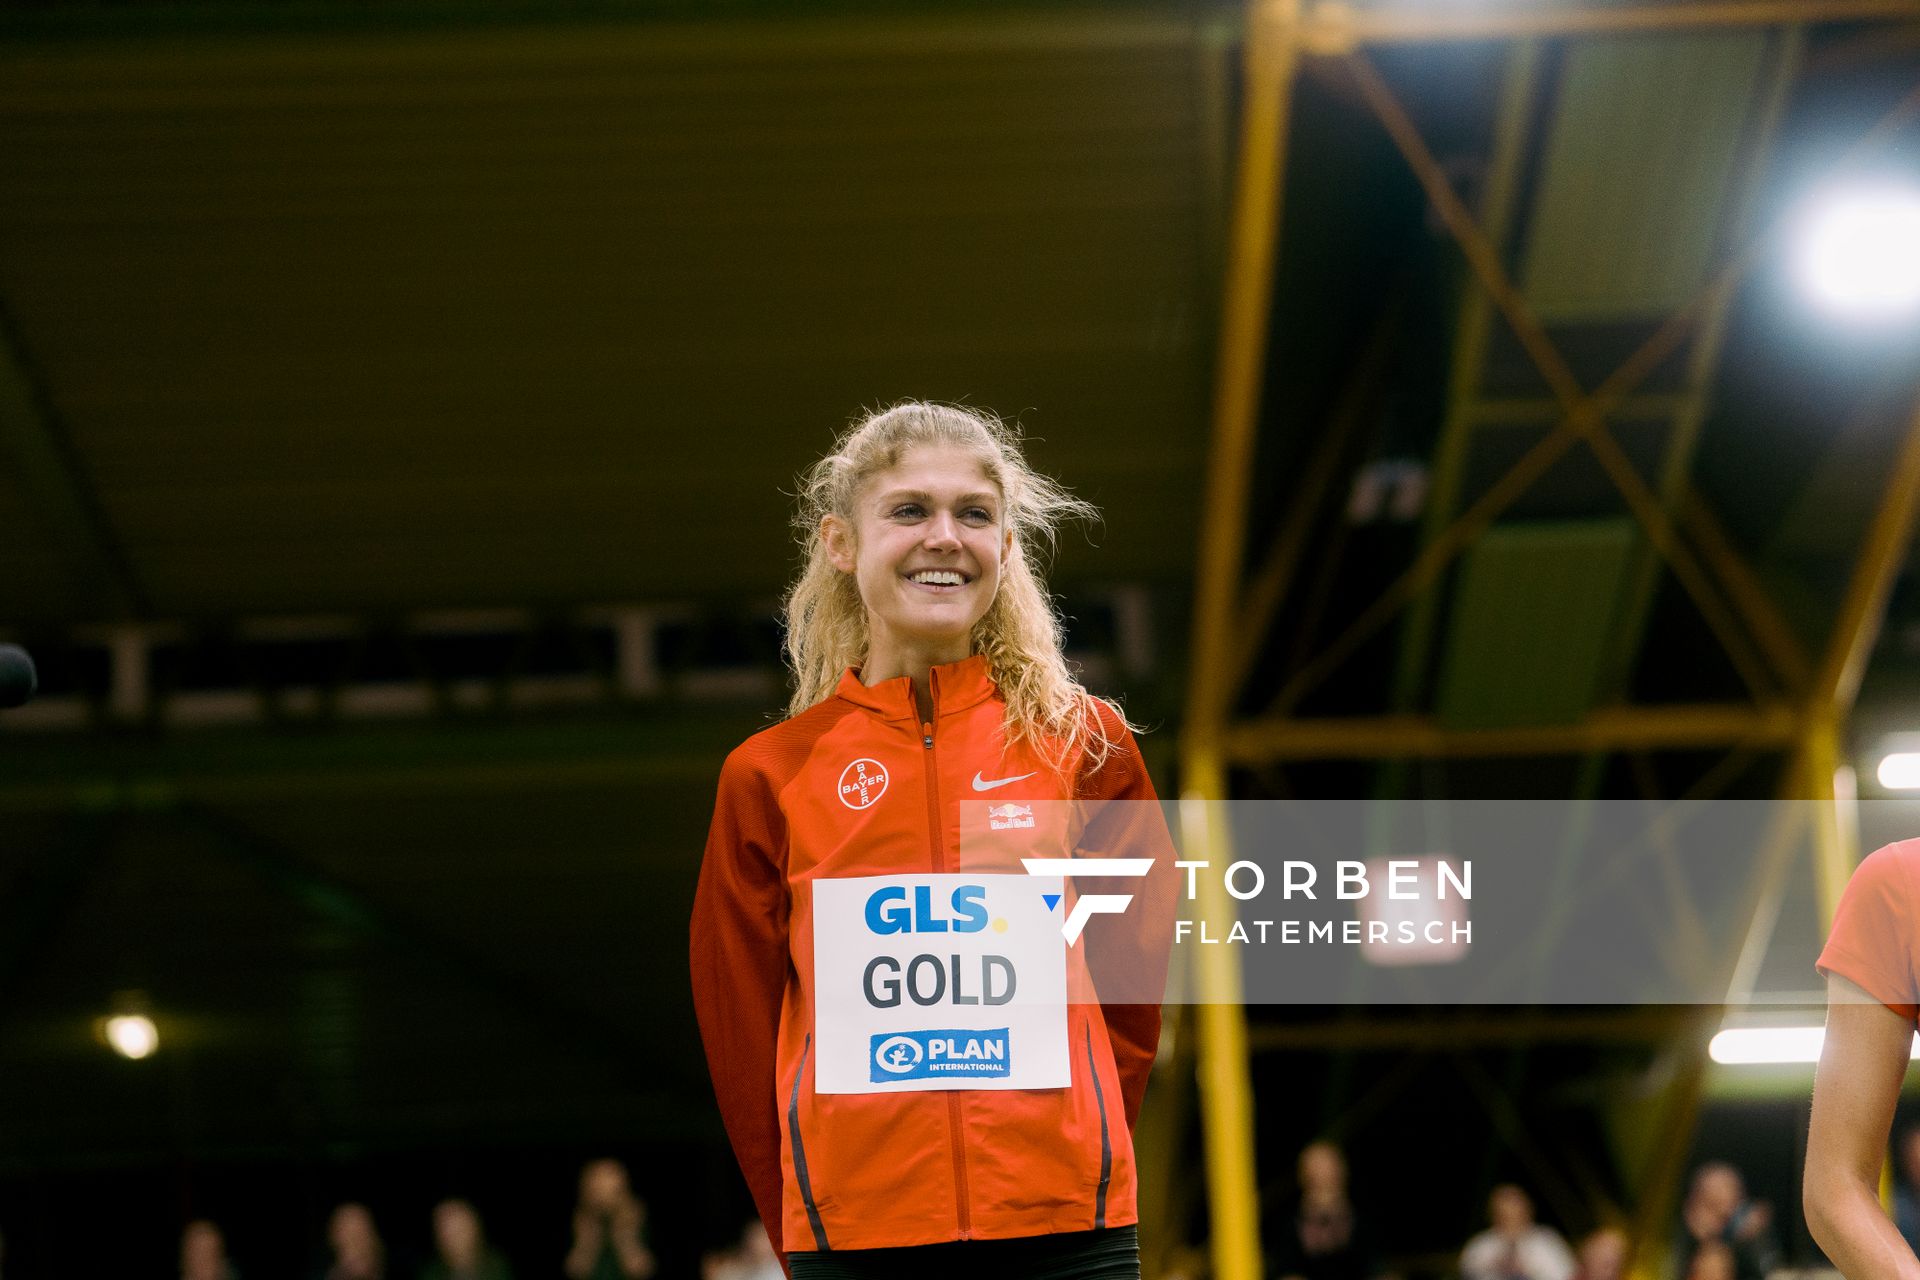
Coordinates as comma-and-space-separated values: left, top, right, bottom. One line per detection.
0, 16, 1213, 625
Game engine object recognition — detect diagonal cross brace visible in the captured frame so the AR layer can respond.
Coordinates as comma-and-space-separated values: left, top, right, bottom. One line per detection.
0, 302, 148, 620
1264, 58, 1920, 718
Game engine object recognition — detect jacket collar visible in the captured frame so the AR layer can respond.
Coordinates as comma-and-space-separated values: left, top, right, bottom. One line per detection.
833, 654, 997, 723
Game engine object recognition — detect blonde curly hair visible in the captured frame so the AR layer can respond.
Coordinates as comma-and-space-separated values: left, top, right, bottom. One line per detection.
782, 401, 1130, 774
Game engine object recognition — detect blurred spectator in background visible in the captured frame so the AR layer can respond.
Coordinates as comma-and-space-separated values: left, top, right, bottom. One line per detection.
1675, 1163, 1779, 1280
1570, 1226, 1628, 1280
1264, 1141, 1387, 1280
182, 1220, 238, 1280
1894, 1125, 1920, 1254
321, 1202, 387, 1280
423, 1199, 512, 1280
564, 1158, 653, 1280
700, 1219, 782, 1280
1460, 1184, 1575, 1280
1685, 1240, 1736, 1280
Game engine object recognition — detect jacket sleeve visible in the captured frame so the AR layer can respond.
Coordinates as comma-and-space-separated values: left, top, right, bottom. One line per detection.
690, 746, 792, 1255
1075, 704, 1176, 1132
1817, 838, 1920, 1020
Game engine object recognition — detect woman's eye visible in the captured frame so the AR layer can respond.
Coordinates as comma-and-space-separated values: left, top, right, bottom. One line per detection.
964, 508, 994, 523
891, 504, 924, 519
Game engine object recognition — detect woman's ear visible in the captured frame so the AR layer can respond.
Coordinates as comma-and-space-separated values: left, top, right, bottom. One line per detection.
822, 514, 856, 574
1002, 528, 1015, 567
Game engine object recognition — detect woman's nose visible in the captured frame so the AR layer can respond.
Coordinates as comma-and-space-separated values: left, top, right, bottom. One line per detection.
924, 513, 962, 547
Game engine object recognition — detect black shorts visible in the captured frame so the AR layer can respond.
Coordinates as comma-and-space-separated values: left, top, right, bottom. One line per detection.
788, 1225, 1140, 1280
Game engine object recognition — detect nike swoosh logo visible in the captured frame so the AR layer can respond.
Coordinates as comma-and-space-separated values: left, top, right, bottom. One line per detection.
972, 771, 1037, 792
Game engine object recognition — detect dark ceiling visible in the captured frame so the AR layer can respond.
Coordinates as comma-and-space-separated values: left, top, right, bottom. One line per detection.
0, 5, 1216, 623
0, 3, 1221, 1205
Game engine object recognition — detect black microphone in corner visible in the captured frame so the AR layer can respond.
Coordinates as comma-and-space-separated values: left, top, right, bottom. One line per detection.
0, 644, 38, 709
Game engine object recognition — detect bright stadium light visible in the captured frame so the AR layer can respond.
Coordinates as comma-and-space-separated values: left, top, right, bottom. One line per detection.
104, 1013, 159, 1060
1710, 1024, 1920, 1065
1878, 751, 1920, 790
1792, 183, 1920, 321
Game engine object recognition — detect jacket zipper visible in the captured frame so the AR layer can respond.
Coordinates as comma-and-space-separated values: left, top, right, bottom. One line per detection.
923, 711, 974, 1238
789, 1033, 831, 1250
1085, 1022, 1112, 1229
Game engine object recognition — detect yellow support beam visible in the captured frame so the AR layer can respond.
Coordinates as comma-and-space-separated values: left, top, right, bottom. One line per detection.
1180, 754, 1262, 1280
1802, 716, 1857, 928
1301, 0, 1920, 53
1187, 0, 1302, 738
1181, 1, 1302, 1277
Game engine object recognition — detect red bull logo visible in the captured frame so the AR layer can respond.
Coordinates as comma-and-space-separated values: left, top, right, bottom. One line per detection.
988, 802, 1034, 830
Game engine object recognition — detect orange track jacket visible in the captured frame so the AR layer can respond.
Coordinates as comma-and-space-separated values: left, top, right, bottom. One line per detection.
690, 656, 1170, 1258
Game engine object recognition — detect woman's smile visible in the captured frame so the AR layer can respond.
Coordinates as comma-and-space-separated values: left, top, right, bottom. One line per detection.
903, 567, 974, 594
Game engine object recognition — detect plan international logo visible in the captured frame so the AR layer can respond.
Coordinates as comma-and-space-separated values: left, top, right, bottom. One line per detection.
869, 1028, 1010, 1082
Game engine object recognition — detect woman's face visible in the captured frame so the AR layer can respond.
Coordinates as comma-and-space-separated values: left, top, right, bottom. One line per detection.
825, 443, 1010, 659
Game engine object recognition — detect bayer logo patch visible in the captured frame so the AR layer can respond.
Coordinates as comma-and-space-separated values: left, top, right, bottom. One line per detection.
838, 758, 890, 810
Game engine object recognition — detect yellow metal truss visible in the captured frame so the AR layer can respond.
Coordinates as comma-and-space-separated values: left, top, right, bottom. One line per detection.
1179, 4, 1920, 1279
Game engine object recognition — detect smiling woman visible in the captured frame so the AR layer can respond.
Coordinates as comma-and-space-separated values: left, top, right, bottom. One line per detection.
689, 401, 1174, 1280
781, 401, 1123, 771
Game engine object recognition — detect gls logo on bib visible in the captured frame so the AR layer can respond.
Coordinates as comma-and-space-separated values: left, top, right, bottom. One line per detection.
864, 883, 990, 935
813, 875, 1069, 1094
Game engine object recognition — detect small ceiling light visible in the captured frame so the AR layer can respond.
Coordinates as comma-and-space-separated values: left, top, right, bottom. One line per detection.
101, 989, 159, 1060
1878, 752, 1920, 790
1710, 1024, 1920, 1065
1792, 183, 1920, 321
105, 1013, 158, 1060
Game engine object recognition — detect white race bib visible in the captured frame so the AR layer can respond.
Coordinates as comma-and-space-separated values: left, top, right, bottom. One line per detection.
812, 874, 1069, 1094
